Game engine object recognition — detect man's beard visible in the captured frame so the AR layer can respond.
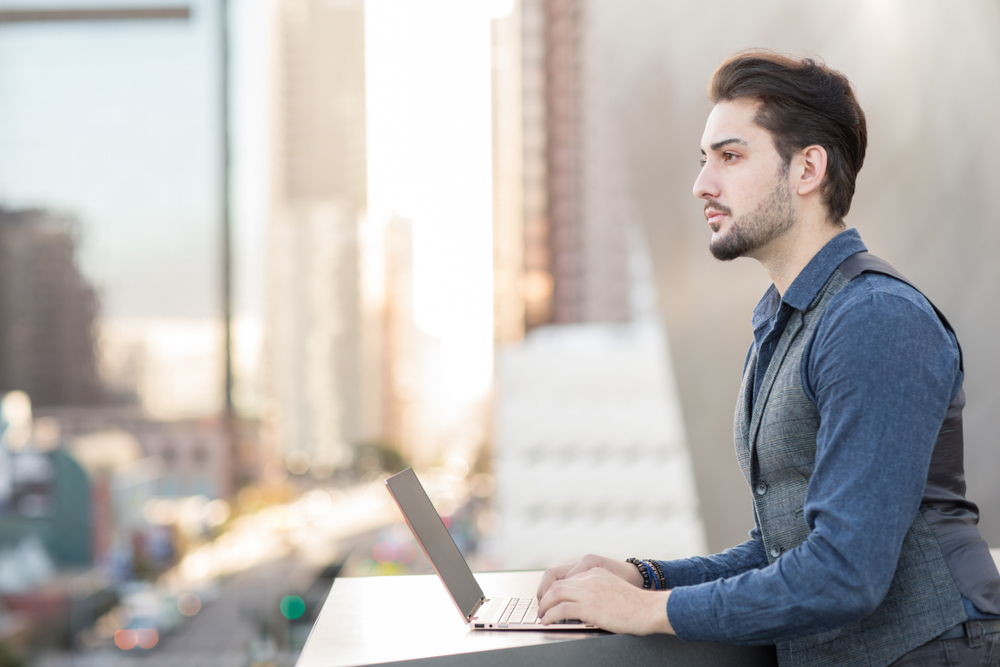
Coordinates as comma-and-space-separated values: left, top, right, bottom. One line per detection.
709, 176, 795, 262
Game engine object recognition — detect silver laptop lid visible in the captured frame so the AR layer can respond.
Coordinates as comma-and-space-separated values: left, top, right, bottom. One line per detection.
385, 468, 485, 621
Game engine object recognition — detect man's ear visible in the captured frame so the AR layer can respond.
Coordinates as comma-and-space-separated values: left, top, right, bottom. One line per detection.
795, 145, 828, 197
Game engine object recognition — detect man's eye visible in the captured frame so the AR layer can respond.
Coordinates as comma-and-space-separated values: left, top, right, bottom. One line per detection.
723, 152, 738, 162
699, 158, 707, 167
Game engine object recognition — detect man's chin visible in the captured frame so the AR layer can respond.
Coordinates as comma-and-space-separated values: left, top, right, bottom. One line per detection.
709, 234, 747, 262
710, 246, 740, 262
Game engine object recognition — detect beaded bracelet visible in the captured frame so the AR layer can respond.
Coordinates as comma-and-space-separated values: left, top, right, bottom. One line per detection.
645, 560, 662, 590
647, 559, 666, 591
628, 558, 668, 590
626, 557, 652, 589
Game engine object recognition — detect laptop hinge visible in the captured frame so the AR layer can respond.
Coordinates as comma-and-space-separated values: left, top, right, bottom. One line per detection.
467, 596, 487, 621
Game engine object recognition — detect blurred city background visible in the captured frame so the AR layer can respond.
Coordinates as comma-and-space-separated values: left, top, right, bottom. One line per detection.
0, 0, 998, 665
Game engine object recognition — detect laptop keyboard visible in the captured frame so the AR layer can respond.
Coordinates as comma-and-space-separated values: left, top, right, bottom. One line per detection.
497, 598, 583, 626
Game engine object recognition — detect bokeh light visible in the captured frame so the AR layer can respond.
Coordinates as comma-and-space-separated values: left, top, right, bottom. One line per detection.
286, 450, 311, 475
177, 592, 202, 617
203, 499, 231, 527
136, 628, 159, 649
114, 629, 138, 650
372, 541, 395, 563
445, 456, 469, 480
396, 542, 416, 564
470, 472, 494, 498
280, 595, 305, 620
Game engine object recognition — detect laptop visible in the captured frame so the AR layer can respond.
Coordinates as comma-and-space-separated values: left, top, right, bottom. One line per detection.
384, 468, 600, 631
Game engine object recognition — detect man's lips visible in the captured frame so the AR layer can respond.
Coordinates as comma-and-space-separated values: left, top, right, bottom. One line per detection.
704, 208, 729, 225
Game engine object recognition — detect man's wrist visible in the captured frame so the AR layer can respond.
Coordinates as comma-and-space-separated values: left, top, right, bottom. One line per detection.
641, 589, 674, 635
623, 558, 645, 588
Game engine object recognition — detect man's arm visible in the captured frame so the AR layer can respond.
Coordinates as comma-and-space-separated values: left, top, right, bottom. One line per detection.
651, 523, 768, 588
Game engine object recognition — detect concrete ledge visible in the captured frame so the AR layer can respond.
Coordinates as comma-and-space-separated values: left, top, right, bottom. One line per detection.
366, 634, 778, 667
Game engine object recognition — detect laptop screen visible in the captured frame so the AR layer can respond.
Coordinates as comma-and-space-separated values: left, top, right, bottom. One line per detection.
385, 468, 485, 620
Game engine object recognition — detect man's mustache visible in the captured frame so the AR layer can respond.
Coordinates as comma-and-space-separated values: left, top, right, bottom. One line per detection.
705, 200, 732, 216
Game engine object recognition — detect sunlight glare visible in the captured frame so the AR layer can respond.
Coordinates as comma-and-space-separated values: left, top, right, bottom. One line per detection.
366, 0, 495, 418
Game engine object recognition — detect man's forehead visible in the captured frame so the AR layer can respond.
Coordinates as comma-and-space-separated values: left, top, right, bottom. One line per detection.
700, 99, 765, 151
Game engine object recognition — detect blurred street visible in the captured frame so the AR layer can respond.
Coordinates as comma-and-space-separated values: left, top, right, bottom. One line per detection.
36, 556, 310, 667
27, 472, 472, 667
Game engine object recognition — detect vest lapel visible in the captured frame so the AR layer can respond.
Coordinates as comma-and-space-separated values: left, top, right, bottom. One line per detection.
734, 345, 757, 483
746, 311, 804, 459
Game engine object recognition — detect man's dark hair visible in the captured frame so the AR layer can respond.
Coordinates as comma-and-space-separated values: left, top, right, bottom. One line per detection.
709, 50, 867, 224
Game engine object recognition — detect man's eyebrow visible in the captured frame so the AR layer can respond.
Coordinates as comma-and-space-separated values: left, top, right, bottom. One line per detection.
708, 137, 748, 152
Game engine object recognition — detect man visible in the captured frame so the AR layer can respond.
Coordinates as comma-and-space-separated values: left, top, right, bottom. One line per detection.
535, 51, 1000, 666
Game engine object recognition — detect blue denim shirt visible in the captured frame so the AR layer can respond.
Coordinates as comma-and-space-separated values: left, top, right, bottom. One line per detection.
657, 229, 997, 645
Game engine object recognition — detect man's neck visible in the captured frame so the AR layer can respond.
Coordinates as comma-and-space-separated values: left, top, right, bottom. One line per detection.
756, 216, 842, 296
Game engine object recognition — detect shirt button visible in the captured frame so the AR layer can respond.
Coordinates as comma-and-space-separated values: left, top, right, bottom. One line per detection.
755, 482, 768, 496
770, 546, 781, 558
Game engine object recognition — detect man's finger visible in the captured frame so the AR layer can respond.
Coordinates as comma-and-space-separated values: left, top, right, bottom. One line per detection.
536, 562, 573, 599
539, 600, 582, 626
537, 579, 577, 617
553, 554, 605, 587
563, 560, 594, 580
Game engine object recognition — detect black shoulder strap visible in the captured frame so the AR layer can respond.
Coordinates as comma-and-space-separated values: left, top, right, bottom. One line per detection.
838, 251, 908, 284
838, 251, 962, 371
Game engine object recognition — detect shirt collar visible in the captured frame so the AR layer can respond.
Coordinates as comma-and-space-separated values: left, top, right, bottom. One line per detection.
781, 227, 867, 311
751, 227, 867, 324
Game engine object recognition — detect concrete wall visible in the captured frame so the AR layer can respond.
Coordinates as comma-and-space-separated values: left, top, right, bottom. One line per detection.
586, 0, 1000, 552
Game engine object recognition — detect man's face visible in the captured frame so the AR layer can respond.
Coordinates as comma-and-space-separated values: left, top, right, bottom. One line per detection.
693, 99, 797, 261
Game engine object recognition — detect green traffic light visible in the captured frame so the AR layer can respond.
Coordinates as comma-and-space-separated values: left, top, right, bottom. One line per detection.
280, 595, 306, 620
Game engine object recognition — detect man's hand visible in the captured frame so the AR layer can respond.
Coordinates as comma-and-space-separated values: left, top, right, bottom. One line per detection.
537, 566, 674, 635
536, 553, 644, 600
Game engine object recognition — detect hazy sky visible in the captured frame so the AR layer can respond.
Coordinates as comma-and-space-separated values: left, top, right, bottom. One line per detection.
0, 0, 499, 416
0, 0, 270, 321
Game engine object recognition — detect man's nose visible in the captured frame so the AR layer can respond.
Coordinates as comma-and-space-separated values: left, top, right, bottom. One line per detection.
693, 165, 718, 201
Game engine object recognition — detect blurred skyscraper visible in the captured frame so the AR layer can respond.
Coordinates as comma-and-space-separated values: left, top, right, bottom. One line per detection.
378, 215, 421, 465
491, 0, 526, 344
492, 0, 632, 339
0, 208, 103, 407
488, 1, 706, 567
266, 0, 374, 474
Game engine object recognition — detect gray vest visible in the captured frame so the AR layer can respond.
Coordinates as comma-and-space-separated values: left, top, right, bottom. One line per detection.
734, 257, 967, 667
